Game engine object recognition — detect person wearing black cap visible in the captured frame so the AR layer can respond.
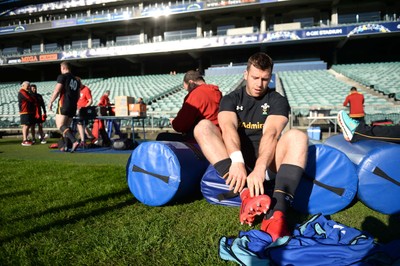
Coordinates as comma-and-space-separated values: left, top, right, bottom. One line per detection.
156, 70, 222, 143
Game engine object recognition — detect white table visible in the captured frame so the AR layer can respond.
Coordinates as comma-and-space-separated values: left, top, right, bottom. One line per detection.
307, 116, 338, 136
96, 115, 147, 141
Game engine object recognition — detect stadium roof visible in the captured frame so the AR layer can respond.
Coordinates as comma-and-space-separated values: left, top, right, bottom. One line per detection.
0, 0, 55, 13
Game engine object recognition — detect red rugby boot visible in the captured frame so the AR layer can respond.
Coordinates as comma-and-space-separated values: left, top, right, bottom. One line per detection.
260, 210, 291, 241
239, 188, 271, 226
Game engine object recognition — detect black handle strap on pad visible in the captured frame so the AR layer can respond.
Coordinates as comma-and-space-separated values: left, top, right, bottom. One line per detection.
217, 190, 240, 201
303, 174, 345, 196
132, 165, 169, 184
373, 167, 400, 187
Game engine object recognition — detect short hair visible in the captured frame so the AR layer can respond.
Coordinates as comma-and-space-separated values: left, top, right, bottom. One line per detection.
247, 52, 274, 72
60, 61, 71, 70
183, 70, 205, 84
21, 81, 30, 87
350, 87, 357, 91
30, 84, 37, 89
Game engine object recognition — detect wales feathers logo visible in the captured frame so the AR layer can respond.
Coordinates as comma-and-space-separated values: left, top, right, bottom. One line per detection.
261, 103, 270, 115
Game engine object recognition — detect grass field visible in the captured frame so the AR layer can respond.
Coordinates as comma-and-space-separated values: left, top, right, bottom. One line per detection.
1, 137, 399, 265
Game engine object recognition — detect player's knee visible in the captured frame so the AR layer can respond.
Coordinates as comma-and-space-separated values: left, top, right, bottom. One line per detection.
60, 125, 70, 135
286, 128, 308, 143
194, 119, 213, 138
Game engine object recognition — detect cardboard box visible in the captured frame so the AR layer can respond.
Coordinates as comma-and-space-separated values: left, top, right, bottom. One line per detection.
114, 96, 135, 116
309, 109, 331, 117
129, 103, 147, 117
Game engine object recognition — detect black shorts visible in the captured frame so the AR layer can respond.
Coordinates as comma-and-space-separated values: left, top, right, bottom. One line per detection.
57, 105, 77, 118
77, 119, 89, 125
34, 118, 44, 124
20, 114, 34, 126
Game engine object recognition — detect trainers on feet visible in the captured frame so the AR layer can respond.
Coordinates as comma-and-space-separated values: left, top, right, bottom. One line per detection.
59, 145, 67, 152
239, 188, 271, 226
337, 110, 359, 141
71, 141, 80, 153
40, 138, 47, 144
78, 141, 85, 148
260, 211, 290, 242
21, 140, 33, 146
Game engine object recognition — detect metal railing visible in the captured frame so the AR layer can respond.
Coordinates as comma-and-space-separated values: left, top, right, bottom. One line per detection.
290, 105, 400, 129
0, 111, 178, 133
2, 106, 399, 135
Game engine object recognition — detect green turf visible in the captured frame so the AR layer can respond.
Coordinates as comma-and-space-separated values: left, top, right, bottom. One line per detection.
0, 138, 399, 265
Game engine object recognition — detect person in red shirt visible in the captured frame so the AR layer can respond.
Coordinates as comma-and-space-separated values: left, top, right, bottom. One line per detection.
98, 90, 112, 108
156, 70, 222, 143
343, 86, 365, 122
76, 78, 94, 144
92, 90, 113, 144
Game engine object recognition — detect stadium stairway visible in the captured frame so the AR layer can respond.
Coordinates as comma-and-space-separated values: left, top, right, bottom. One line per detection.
327, 68, 399, 104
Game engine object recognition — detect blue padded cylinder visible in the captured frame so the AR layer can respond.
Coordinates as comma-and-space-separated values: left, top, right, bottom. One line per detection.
293, 142, 358, 215
126, 141, 209, 206
201, 164, 241, 207
200, 141, 358, 214
325, 134, 400, 215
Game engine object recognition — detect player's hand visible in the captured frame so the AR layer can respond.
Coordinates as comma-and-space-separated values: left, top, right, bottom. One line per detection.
246, 167, 266, 197
226, 162, 247, 193
42, 114, 47, 121
48, 103, 53, 111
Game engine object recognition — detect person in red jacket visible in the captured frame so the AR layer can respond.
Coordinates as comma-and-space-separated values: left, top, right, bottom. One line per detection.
156, 70, 222, 143
92, 90, 113, 144
98, 90, 112, 108
343, 86, 365, 122
18, 81, 38, 146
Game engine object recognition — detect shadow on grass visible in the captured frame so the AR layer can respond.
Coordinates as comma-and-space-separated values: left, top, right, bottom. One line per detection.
0, 189, 137, 244
0, 139, 26, 145
164, 190, 204, 206
11, 188, 134, 222
362, 214, 400, 243
0, 189, 32, 198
